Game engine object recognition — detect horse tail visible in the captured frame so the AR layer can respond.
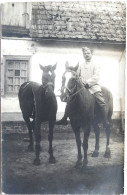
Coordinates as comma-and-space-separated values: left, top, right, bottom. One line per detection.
18, 81, 35, 119
107, 90, 113, 122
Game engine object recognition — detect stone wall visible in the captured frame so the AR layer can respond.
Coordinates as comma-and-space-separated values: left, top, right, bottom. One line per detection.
30, 1, 126, 42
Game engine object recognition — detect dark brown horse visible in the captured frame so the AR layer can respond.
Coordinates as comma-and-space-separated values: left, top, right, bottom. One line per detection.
18, 64, 57, 165
60, 63, 113, 169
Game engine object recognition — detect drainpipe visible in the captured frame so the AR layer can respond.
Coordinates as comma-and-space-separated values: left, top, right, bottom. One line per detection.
119, 48, 125, 133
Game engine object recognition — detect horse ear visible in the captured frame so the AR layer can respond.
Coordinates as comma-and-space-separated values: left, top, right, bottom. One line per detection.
65, 61, 69, 69
74, 62, 79, 72
39, 64, 45, 71
53, 63, 57, 71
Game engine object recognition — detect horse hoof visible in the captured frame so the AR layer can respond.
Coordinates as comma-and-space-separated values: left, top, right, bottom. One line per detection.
82, 159, 88, 170
92, 150, 99, 157
75, 161, 82, 169
104, 151, 111, 158
33, 158, 41, 165
49, 157, 56, 164
27, 145, 34, 152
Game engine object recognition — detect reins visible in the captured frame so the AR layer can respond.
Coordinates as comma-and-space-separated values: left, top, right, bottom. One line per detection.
69, 86, 85, 98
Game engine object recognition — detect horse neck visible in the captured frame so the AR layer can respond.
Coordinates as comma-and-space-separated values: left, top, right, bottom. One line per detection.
76, 79, 85, 92
76, 79, 90, 102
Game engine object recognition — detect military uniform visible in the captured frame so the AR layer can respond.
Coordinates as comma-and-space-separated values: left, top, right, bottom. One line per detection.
78, 59, 105, 107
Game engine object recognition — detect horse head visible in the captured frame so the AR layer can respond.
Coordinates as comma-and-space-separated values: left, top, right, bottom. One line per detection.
39, 63, 57, 92
60, 61, 80, 102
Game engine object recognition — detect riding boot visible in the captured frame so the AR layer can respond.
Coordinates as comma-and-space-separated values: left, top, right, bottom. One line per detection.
94, 91, 110, 127
56, 104, 70, 125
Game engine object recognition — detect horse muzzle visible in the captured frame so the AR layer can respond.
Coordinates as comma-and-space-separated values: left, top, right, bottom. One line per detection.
60, 92, 70, 102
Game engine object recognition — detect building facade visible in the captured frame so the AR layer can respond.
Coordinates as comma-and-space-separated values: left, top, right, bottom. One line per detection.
1, 2, 126, 121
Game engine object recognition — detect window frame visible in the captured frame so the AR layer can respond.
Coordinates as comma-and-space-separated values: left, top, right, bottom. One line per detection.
3, 55, 31, 96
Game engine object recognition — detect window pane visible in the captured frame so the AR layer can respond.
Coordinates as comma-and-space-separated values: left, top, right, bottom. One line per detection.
21, 70, 26, 77
21, 62, 27, 69
21, 77, 27, 84
14, 77, 20, 85
14, 85, 20, 92
8, 70, 14, 76
15, 70, 20, 76
15, 61, 20, 69
8, 85, 13, 92
7, 61, 14, 69
8, 77, 13, 84
8, 61, 13, 65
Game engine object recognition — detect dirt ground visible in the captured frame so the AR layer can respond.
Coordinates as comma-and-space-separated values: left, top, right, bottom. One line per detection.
2, 124, 124, 194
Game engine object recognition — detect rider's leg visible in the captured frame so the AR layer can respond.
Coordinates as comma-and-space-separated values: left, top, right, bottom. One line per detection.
94, 91, 110, 126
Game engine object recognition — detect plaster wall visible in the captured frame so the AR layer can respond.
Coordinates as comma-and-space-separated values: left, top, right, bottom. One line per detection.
1, 38, 125, 119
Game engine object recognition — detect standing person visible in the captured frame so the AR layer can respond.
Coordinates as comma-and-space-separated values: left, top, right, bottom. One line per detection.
56, 47, 109, 126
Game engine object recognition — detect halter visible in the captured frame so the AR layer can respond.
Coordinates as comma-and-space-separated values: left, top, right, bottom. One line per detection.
43, 82, 54, 89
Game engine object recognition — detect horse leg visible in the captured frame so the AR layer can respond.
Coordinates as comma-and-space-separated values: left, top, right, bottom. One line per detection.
48, 120, 56, 164
23, 115, 34, 151
104, 124, 111, 158
82, 127, 90, 169
33, 120, 41, 165
92, 122, 100, 157
74, 129, 82, 168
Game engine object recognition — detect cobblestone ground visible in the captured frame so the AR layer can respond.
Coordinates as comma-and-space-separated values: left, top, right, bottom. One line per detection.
2, 125, 124, 194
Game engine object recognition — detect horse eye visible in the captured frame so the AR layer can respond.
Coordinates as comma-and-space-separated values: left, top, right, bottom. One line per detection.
70, 78, 74, 81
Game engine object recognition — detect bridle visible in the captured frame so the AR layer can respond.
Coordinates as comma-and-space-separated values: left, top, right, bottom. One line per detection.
69, 85, 85, 98
61, 70, 84, 99
42, 72, 55, 90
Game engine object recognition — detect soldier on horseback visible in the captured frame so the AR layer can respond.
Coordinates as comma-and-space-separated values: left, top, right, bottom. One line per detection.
56, 47, 110, 126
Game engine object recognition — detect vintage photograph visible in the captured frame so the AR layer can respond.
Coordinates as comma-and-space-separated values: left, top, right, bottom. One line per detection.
1, 1, 126, 194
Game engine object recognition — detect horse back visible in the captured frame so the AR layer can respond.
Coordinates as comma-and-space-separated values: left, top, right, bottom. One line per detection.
101, 86, 113, 113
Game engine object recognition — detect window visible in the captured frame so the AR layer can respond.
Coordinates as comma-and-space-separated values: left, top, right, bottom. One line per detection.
2, 3, 32, 37
4, 56, 30, 95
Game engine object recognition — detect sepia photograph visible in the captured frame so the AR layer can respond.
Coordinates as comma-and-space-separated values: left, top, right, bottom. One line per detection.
1, 1, 126, 194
